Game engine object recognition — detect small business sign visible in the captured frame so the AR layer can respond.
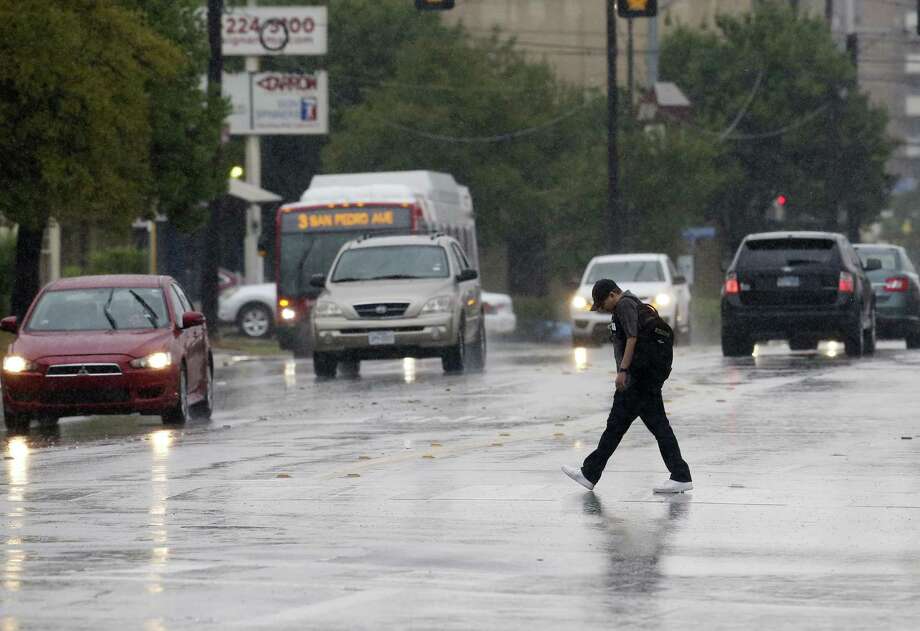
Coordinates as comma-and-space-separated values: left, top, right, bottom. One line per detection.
220, 6, 327, 56
224, 71, 329, 135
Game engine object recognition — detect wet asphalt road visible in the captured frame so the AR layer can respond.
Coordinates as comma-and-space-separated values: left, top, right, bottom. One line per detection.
2, 340, 920, 629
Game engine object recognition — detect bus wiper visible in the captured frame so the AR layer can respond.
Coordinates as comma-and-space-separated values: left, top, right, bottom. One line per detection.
295, 241, 318, 292
129, 290, 159, 327
102, 289, 118, 330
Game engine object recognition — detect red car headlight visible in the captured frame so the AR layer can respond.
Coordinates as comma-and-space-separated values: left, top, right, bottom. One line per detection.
2, 356, 35, 374
130, 352, 172, 370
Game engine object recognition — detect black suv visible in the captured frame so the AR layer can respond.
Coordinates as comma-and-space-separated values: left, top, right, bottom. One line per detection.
721, 231, 880, 357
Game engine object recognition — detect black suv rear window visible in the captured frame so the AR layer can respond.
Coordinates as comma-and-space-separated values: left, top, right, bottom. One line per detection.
739, 238, 837, 268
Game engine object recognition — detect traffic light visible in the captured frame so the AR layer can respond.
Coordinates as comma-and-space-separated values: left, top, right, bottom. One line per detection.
617, 0, 658, 18
416, 0, 455, 10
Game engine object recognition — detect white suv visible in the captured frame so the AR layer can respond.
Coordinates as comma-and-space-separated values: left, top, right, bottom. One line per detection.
570, 253, 691, 346
309, 235, 486, 377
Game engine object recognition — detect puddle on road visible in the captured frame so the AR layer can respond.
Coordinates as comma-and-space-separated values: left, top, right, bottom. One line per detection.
5, 436, 29, 591
148, 429, 172, 595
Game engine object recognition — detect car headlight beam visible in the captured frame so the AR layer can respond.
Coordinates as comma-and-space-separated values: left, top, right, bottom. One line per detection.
281, 307, 297, 320
571, 295, 588, 311
654, 293, 672, 307
2, 356, 33, 374
131, 352, 172, 370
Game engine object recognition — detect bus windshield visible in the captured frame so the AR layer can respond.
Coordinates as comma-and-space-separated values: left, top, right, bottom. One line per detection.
279, 232, 362, 297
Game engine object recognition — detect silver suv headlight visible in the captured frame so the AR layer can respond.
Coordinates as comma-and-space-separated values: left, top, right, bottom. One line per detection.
421, 296, 453, 314
314, 301, 344, 318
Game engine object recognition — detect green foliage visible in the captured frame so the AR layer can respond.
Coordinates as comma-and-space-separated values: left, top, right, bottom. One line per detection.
0, 0, 183, 230
321, 25, 611, 293
253, 0, 449, 203
62, 265, 84, 279
85, 246, 148, 275
877, 191, 920, 263
316, 5, 726, 294
119, 0, 230, 231
660, 2, 893, 245
63, 246, 148, 277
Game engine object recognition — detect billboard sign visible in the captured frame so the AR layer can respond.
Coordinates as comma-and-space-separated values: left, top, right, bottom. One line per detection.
221, 6, 327, 56
223, 71, 329, 135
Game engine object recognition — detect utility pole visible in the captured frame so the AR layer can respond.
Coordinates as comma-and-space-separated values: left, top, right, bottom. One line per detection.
825, 0, 833, 24
843, 0, 859, 241
243, 0, 263, 285
201, 0, 224, 329
627, 17, 635, 111
606, 0, 623, 253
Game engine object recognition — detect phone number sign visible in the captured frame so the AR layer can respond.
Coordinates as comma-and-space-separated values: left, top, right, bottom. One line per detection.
221, 6, 327, 56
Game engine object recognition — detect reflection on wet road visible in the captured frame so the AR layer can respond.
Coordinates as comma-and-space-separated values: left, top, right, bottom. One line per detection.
2, 340, 919, 629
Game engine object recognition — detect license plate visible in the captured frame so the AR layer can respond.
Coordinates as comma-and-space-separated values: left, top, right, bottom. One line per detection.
776, 275, 800, 288
368, 331, 395, 345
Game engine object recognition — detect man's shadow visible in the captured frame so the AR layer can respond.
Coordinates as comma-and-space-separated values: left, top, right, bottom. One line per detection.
582, 492, 690, 595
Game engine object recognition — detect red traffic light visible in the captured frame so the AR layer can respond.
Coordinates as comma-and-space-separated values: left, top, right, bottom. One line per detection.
776, 195, 787, 206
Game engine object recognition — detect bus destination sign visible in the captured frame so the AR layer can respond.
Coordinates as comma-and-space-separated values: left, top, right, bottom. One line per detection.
281, 207, 413, 233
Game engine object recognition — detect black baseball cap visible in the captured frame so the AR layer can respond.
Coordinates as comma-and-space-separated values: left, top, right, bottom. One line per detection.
590, 279, 621, 311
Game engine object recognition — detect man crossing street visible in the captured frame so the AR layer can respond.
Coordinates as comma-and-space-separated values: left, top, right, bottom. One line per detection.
562, 279, 693, 493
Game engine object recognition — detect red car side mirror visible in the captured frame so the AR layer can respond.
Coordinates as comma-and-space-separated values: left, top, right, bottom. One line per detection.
181, 311, 206, 329
0, 316, 18, 334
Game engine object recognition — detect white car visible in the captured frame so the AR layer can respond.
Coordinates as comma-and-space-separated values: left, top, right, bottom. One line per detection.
570, 253, 691, 346
218, 283, 277, 338
481, 291, 517, 335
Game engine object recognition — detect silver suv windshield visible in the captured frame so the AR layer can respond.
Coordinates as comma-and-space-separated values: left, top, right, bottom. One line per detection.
331, 245, 450, 282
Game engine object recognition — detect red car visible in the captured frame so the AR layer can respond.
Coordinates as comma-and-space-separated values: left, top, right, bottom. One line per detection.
1, 275, 213, 432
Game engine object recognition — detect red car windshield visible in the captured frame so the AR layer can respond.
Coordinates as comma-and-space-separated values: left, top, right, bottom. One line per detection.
27, 288, 170, 332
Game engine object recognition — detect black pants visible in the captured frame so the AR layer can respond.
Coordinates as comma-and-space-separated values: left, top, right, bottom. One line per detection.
582, 385, 691, 485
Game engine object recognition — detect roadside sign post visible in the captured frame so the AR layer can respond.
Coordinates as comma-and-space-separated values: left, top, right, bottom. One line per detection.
220, 2, 329, 285
245, 0, 262, 284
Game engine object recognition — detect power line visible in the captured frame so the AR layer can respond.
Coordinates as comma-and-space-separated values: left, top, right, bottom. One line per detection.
349, 98, 598, 144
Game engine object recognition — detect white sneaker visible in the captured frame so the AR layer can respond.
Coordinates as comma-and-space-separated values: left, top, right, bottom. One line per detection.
653, 479, 693, 494
561, 465, 595, 490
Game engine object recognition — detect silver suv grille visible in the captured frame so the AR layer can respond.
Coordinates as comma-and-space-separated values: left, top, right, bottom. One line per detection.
46, 363, 123, 377
353, 303, 409, 319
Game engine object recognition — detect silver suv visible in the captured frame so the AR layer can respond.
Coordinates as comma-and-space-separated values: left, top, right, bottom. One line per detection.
309, 235, 486, 377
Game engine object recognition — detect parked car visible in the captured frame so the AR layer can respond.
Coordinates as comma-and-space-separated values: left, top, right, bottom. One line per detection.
218, 282, 276, 339
310, 234, 485, 377
570, 253, 691, 346
854, 243, 920, 349
481, 291, 517, 336
721, 231, 880, 357
218, 268, 242, 293
1, 275, 213, 432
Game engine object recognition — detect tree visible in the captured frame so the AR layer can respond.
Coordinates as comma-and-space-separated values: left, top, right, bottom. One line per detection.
321, 27, 590, 295
119, 0, 229, 231
257, 0, 449, 204
0, 0, 182, 318
659, 2, 893, 247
